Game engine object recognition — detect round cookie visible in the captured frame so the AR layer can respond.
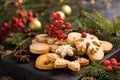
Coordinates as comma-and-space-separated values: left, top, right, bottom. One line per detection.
36, 34, 48, 43
32, 39, 39, 44
30, 43, 50, 54
100, 41, 113, 53
35, 53, 54, 70
67, 32, 81, 46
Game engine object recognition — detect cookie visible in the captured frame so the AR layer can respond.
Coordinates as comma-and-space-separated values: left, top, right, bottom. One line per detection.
76, 57, 89, 66
54, 58, 68, 68
36, 34, 48, 43
87, 48, 104, 62
67, 32, 81, 46
32, 39, 39, 44
68, 61, 80, 72
47, 37, 56, 44
47, 53, 60, 62
100, 41, 113, 53
35, 53, 54, 70
49, 44, 59, 53
30, 43, 50, 54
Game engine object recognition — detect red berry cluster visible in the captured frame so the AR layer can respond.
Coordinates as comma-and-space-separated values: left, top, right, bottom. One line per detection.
0, 11, 34, 42
103, 58, 120, 72
45, 12, 71, 40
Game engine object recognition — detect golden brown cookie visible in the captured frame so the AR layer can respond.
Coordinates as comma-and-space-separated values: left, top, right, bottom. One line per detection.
35, 53, 54, 70
54, 39, 67, 45
47, 53, 60, 62
30, 43, 50, 54
32, 39, 39, 44
47, 37, 56, 44
100, 41, 113, 53
67, 32, 81, 46
49, 44, 59, 53
36, 34, 48, 43
87, 48, 104, 62
54, 58, 68, 68
76, 57, 89, 66
68, 61, 80, 72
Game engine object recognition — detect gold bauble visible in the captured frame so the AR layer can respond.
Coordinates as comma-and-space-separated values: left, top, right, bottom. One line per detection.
56, 11, 66, 19
28, 18, 42, 31
61, 4, 72, 16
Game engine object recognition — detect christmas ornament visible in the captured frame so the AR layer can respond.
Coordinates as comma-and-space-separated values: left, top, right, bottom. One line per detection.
61, 4, 72, 16
28, 18, 42, 31
56, 11, 65, 19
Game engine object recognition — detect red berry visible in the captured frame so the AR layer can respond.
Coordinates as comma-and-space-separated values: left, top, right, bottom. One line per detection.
53, 20, 58, 25
65, 23, 71, 29
58, 34, 67, 40
28, 12, 33, 17
28, 17, 33, 22
1, 27, 6, 32
18, 11, 24, 18
14, 2, 19, 8
3, 22, 8, 27
110, 58, 117, 62
106, 65, 112, 72
18, 21, 24, 28
56, 13, 62, 19
12, 17, 19, 23
103, 60, 111, 66
82, 32, 87, 38
22, 18, 27, 24
50, 12, 57, 18
111, 61, 118, 66
58, 20, 64, 25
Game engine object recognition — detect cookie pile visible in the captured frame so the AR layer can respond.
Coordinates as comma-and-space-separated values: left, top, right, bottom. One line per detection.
29, 32, 113, 72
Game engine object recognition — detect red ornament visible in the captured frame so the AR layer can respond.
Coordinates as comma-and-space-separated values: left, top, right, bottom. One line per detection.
106, 65, 112, 72
103, 60, 111, 66
14, 2, 19, 8
3, 22, 8, 27
82, 32, 87, 38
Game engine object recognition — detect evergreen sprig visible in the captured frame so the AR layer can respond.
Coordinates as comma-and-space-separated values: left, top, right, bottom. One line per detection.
73, 62, 116, 80
80, 10, 113, 33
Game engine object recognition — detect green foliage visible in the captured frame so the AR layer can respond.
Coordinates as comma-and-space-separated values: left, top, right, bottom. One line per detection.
80, 10, 113, 34
3, 32, 32, 51
73, 62, 117, 80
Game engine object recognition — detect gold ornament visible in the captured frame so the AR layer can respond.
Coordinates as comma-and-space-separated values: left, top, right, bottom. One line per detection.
28, 18, 42, 31
61, 4, 72, 16
59, 0, 64, 3
56, 11, 66, 19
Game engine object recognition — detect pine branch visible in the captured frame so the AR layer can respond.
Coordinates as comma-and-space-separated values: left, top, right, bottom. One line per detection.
14, 37, 32, 52
5, 33, 25, 45
80, 10, 113, 33
73, 62, 116, 80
